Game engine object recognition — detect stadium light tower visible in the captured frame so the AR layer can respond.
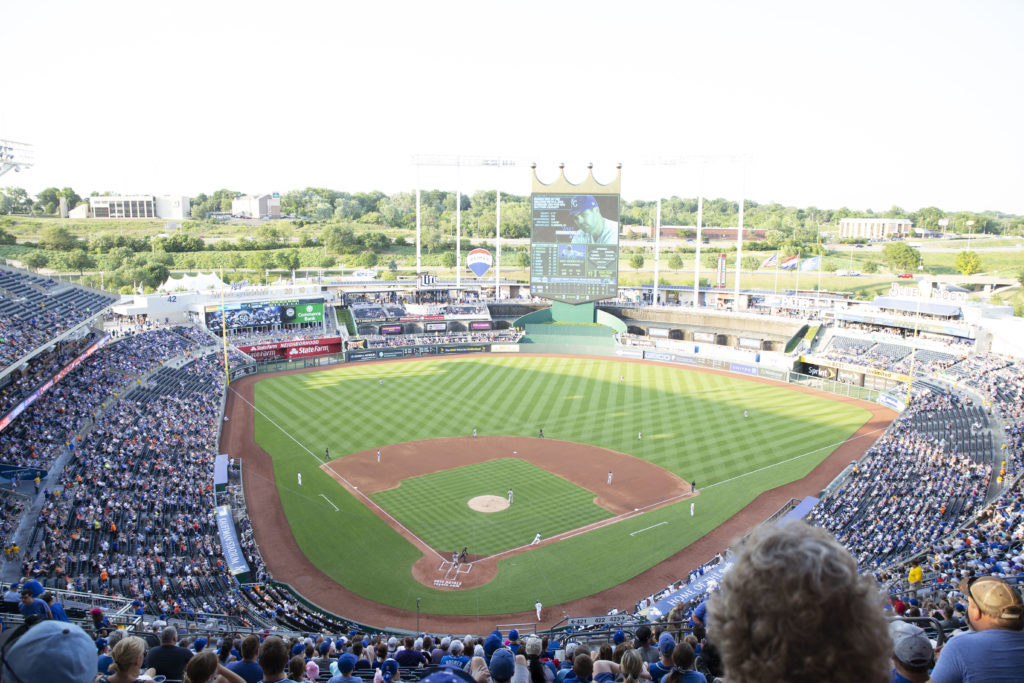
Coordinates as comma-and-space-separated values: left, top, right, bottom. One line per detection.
0, 139, 34, 178
412, 155, 520, 292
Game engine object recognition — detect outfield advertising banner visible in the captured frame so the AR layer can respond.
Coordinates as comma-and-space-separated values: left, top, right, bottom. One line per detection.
729, 363, 758, 376
205, 299, 324, 330
236, 336, 342, 361
215, 506, 250, 576
530, 193, 619, 304
346, 344, 491, 362
757, 367, 789, 382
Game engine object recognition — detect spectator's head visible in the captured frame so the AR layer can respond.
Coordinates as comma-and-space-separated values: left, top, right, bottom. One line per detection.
450, 640, 464, 656
619, 649, 643, 683
596, 643, 612, 662
240, 634, 260, 661
194, 636, 208, 652
490, 648, 516, 683
961, 575, 1024, 631
160, 626, 179, 645
339, 653, 358, 674
888, 621, 934, 677
612, 630, 625, 646
306, 661, 321, 680
288, 654, 306, 680
0, 621, 95, 683
184, 650, 219, 683
508, 629, 519, 642
484, 633, 502, 658
381, 658, 399, 682
107, 630, 125, 648
108, 636, 148, 677
259, 636, 290, 677
708, 521, 891, 683
657, 632, 675, 661
634, 625, 651, 646
524, 637, 542, 657
572, 652, 593, 681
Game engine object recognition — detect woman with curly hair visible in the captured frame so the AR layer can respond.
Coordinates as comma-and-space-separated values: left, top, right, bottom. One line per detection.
708, 522, 891, 683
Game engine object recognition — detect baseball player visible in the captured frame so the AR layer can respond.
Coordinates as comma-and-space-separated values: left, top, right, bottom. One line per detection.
607, 471, 613, 485
473, 428, 477, 438
531, 532, 541, 545
535, 599, 542, 621
377, 449, 381, 463
744, 410, 748, 418
297, 472, 302, 486
507, 488, 514, 504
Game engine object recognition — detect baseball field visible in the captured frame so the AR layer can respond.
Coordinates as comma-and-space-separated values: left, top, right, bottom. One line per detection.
242, 354, 882, 619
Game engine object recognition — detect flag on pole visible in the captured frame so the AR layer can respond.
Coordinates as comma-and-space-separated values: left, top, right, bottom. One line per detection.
760, 253, 778, 268
800, 255, 822, 271
779, 255, 800, 270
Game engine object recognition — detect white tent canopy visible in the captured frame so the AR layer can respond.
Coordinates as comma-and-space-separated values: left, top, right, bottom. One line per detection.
158, 271, 226, 293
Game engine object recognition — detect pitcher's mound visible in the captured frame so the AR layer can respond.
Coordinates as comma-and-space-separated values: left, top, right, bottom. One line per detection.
468, 495, 510, 512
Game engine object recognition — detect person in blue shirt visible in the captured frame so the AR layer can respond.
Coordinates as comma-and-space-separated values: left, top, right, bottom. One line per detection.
17, 588, 50, 620
226, 634, 263, 683
42, 591, 69, 621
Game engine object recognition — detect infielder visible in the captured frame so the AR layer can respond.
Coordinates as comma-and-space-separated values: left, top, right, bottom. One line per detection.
531, 532, 541, 545
377, 449, 381, 463
607, 471, 613, 485
507, 488, 514, 504
473, 428, 477, 438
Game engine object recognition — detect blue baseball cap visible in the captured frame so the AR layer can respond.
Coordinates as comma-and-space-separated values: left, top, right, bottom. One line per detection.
339, 653, 358, 673
568, 195, 599, 216
489, 649, 515, 681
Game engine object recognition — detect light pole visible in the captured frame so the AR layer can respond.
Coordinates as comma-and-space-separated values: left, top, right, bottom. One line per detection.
966, 220, 975, 251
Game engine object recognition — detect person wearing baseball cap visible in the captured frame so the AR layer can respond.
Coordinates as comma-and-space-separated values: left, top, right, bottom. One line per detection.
567, 195, 617, 245
930, 575, 1024, 683
0, 620, 96, 683
888, 621, 933, 683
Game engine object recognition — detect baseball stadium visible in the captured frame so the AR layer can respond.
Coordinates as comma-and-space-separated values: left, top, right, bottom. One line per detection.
1, 164, 1023, 682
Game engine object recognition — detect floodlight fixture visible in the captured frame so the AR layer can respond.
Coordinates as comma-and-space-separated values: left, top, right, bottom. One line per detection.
0, 139, 34, 178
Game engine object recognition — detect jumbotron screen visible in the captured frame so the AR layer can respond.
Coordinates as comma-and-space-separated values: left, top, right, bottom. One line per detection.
530, 193, 619, 304
204, 299, 324, 330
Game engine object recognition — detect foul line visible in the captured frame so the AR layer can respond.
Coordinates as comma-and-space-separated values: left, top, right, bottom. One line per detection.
630, 521, 668, 536
700, 425, 889, 492
319, 494, 339, 511
228, 386, 325, 465
320, 463, 446, 563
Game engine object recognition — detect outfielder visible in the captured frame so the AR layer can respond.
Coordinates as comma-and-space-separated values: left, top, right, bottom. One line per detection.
531, 532, 541, 545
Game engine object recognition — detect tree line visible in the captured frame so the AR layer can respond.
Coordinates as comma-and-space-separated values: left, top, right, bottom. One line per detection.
4, 185, 1024, 238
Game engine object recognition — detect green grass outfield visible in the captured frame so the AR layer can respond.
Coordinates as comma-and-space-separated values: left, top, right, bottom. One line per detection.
371, 459, 613, 556
253, 355, 874, 615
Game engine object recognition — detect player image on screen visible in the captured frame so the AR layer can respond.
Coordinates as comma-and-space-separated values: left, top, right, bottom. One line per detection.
568, 195, 618, 245
530, 193, 619, 304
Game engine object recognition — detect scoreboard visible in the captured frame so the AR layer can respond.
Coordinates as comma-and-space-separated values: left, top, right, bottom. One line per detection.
529, 193, 619, 304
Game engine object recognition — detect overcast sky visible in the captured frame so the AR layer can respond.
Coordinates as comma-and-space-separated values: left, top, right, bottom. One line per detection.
3, 1, 1022, 213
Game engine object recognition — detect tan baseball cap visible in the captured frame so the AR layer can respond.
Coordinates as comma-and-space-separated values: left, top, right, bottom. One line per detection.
961, 576, 1024, 622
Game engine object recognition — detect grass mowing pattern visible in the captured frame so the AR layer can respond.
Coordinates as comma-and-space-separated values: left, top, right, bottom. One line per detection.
253, 355, 873, 614
371, 459, 612, 556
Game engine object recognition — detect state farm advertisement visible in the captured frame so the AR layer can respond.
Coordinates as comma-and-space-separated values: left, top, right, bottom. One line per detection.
236, 336, 342, 361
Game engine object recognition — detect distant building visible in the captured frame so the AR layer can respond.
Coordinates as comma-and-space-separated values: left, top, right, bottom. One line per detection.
87, 195, 190, 220
839, 217, 911, 240
231, 194, 281, 219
